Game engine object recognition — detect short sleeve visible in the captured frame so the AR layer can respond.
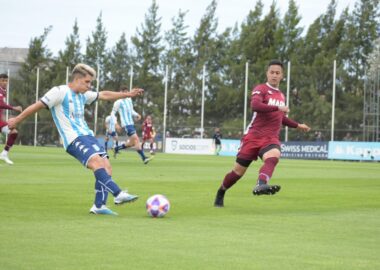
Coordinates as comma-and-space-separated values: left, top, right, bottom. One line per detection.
84, 90, 98, 105
112, 100, 121, 114
40, 86, 64, 109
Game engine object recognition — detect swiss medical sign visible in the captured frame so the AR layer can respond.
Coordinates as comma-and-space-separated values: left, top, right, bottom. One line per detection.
328, 141, 380, 161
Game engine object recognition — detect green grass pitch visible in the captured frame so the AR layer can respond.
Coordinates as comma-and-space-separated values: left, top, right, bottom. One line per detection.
1, 146, 379, 270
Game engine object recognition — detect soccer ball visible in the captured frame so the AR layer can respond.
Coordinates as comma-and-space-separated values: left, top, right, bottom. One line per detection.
146, 194, 170, 218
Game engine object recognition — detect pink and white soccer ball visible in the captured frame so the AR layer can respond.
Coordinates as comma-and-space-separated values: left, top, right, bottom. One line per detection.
146, 194, 170, 218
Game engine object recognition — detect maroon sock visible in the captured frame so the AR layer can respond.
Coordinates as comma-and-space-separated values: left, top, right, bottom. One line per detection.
257, 157, 279, 184
150, 143, 153, 150
4, 133, 18, 151
221, 170, 242, 190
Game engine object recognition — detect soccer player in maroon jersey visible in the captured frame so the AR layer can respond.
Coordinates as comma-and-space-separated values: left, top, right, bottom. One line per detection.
141, 115, 156, 155
214, 60, 311, 207
0, 73, 22, 165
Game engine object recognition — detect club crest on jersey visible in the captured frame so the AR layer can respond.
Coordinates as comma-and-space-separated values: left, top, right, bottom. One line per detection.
268, 98, 285, 106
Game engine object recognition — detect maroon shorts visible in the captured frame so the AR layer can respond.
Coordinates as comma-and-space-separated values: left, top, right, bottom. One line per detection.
0, 121, 7, 130
237, 135, 281, 161
143, 135, 152, 141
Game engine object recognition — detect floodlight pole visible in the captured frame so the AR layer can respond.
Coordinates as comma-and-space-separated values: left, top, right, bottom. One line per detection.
94, 64, 100, 136
331, 60, 336, 141
285, 61, 291, 142
163, 65, 168, 152
66, 66, 69, 84
201, 65, 206, 139
129, 65, 133, 90
244, 62, 249, 133
5, 69, 10, 122
34, 68, 40, 147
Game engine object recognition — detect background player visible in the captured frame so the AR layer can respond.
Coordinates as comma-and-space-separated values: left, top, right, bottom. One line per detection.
8, 64, 143, 215
213, 127, 222, 155
112, 86, 152, 164
0, 73, 22, 165
104, 112, 119, 153
141, 115, 156, 155
214, 60, 311, 207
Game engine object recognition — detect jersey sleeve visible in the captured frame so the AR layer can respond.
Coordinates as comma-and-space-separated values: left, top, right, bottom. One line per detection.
84, 90, 98, 105
282, 116, 299, 128
112, 100, 121, 115
40, 86, 64, 109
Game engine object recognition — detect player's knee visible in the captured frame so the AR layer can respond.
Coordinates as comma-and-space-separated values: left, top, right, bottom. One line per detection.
10, 129, 18, 134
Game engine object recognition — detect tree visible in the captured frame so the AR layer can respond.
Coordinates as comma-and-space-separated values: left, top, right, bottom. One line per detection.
131, 0, 164, 119
14, 27, 55, 145
51, 19, 82, 86
85, 13, 108, 85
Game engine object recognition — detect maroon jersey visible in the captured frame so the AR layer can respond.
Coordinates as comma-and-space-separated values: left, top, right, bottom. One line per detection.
142, 120, 154, 139
246, 83, 287, 138
0, 86, 9, 122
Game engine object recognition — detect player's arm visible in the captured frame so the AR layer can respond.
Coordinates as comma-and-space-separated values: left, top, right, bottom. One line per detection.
151, 127, 156, 138
8, 101, 45, 129
251, 89, 289, 113
282, 116, 311, 132
0, 99, 22, 112
98, 88, 144, 101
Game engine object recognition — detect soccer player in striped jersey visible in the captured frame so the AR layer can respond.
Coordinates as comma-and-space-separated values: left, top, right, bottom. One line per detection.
0, 73, 23, 165
214, 60, 311, 207
112, 86, 153, 164
8, 64, 144, 215
104, 113, 119, 153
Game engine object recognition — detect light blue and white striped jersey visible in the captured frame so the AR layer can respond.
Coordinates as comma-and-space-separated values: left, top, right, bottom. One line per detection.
40, 85, 98, 149
105, 114, 117, 132
112, 98, 138, 127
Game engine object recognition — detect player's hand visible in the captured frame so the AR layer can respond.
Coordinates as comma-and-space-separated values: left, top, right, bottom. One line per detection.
297, 123, 311, 132
7, 117, 18, 129
278, 105, 289, 113
130, 88, 144, 97
13, 106, 23, 113
135, 114, 142, 121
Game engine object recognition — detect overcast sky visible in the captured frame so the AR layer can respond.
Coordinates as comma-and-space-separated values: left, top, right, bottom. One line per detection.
1, 0, 353, 55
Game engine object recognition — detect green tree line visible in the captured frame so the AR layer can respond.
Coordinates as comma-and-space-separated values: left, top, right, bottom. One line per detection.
9, 0, 380, 145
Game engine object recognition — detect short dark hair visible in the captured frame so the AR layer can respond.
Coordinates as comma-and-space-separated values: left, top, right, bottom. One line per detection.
0, 73, 9, 79
268, 59, 284, 69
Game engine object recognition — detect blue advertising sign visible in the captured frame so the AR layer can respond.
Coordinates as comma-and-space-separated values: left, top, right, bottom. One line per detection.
328, 141, 380, 161
219, 139, 241, 156
281, 142, 328, 160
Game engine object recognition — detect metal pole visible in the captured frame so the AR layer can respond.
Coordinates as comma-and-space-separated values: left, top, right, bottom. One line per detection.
201, 65, 206, 139
376, 67, 380, 141
66, 66, 69, 84
363, 69, 367, 141
94, 64, 100, 135
5, 69, 10, 122
285, 61, 291, 142
129, 65, 133, 90
34, 68, 40, 147
244, 62, 248, 132
331, 60, 336, 141
163, 65, 168, 152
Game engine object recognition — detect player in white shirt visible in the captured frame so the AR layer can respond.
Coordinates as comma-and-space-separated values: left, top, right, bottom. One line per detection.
112, 86, 153, 164
8, 63, 144, 216
104, 113, 119, 152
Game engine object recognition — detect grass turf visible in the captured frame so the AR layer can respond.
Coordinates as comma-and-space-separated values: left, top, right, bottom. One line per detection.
0, 146, 379, 270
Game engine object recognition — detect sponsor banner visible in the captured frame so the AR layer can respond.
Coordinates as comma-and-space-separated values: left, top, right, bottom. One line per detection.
165, 138, 214, 155
328, 141, 380, 161
219, 139, 241, 156
281, 142, 328, 159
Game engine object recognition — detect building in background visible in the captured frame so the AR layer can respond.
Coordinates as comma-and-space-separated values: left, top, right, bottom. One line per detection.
0, 47, 28, 75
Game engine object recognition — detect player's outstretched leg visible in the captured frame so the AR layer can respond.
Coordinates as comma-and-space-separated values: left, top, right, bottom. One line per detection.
214, 170, 242, 207
252, 157, 281, 196
0, 132, 18, 165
